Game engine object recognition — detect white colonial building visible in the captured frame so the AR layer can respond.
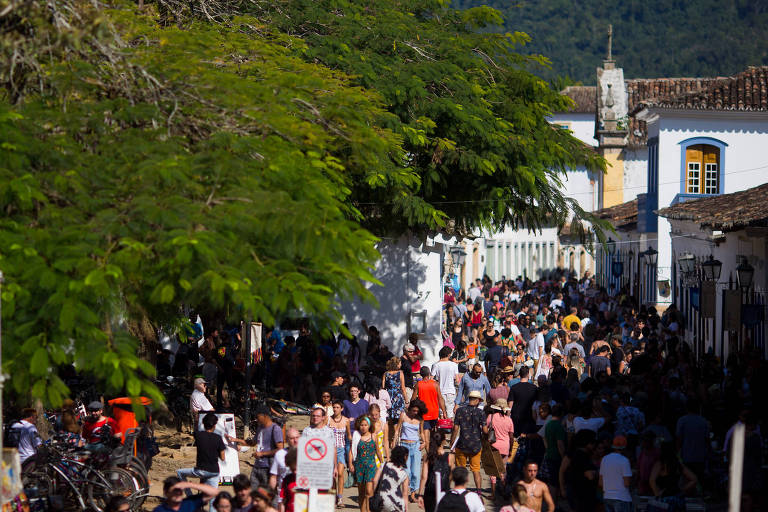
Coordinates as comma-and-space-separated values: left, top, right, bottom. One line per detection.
590, 66, 768, 309
657, 184, 768, 361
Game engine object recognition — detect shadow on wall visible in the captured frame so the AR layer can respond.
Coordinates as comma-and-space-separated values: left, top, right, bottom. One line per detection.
339, 238, 430, 357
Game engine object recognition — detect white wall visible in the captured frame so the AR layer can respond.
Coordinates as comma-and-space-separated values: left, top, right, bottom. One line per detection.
623, 148, 648, 201
338, 237, 444, 366
652, 111, 768, 304
549, 113, 598, 147
549, 113, 600, 213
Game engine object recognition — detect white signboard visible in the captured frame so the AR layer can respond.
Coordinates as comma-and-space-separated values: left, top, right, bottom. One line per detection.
293, 491, 335, 512
197, 412, 240, 483
296, 430, 335, 490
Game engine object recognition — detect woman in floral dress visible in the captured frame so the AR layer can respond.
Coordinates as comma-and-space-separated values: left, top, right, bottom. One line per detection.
382, 357, 406, 424
351, 416, 382, 512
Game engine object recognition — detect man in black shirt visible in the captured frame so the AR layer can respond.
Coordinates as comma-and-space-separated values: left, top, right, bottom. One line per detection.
609, 335, 625, 375
177, 413, 226, 492
483, 330, 506, 378
327, 371, 348, 401
507, 366, 538, 435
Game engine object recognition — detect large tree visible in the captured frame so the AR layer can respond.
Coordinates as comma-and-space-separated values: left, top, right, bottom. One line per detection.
0, 0, 604, 405
0, 1, 419, 404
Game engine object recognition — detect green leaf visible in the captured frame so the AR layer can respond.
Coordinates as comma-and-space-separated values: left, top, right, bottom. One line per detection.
30, 348, 49, 376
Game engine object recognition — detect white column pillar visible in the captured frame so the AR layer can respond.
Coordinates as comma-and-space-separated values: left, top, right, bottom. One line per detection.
502, 242, 508, 280
493, 240, 504, 281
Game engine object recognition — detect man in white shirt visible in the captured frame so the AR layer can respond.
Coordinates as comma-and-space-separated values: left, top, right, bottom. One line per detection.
599, 436, 633, 512
432, 347, 459, 418
269, 428, 300, 500
549, 293, 565, 311
190, 377, 214, 429
301, 406, 334, 437
9, 408, 41, 464
433, 467, 484, 512
467, 282, 482, 303
526, 326, 545, 372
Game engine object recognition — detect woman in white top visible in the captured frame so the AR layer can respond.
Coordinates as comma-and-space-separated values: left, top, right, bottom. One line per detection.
364, 376, 392, 420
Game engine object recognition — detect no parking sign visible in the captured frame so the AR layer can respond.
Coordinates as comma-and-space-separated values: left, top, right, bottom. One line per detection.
297, 430, 335, 490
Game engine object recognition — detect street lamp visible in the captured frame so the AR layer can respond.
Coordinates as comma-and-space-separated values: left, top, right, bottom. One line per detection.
700, 255, 722, 282
736, 258, 754, 289
611, 260, 624, 278
678, 253, 696, 275
450, 246, 466, 267
607, 238, 616, 255
643, 246, 658, 266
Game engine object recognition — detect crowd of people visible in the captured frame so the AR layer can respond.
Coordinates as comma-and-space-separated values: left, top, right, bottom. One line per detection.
9, 268, 766, 512
161, 270, 765, 512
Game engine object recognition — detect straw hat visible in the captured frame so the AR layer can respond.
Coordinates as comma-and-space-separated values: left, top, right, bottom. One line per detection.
490, 398, 510, 413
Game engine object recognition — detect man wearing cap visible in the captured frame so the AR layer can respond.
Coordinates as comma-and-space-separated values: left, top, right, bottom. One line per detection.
598, 436, 632, 512
190, 377, 214, 430
152, 476, 219, 512
82, 401, 121, 448
228, 406, 284, 488
451, 390, 488, 492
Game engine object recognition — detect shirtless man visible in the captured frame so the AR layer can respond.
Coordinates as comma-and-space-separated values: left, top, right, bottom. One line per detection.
517, 460, 555, 512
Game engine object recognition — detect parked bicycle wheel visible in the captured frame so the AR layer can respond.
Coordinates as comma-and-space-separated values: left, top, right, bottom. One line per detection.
119, 457, 149, 507
87, 467, 140, 512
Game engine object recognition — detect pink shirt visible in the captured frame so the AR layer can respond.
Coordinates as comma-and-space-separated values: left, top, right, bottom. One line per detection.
487, 413, 515, 455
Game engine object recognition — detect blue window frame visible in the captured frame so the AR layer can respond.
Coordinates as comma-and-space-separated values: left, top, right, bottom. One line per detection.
675, 137, 727, 204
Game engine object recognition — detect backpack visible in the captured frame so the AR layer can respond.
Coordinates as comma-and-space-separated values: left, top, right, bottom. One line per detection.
4, 423, 23, 448
436, 490, 470, 512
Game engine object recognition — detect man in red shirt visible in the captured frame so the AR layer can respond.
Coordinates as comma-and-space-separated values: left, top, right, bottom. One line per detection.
412, 367, 447, 447
82, 401, 121, 448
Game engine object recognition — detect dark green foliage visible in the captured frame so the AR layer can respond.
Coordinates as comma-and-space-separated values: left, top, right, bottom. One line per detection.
248, 0, 606, 235
454, 0, 768, 83
0, 0, 607, 405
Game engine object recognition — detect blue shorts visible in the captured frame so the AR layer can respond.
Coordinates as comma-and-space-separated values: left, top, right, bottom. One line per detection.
423, 419, 436, 431
336, 445, 346, 466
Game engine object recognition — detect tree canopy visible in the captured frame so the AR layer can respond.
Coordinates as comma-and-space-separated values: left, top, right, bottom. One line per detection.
0, 0, 605, 405
248, 0, 605, 235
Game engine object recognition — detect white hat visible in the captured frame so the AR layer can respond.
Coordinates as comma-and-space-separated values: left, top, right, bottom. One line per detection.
467, 390, 483, 401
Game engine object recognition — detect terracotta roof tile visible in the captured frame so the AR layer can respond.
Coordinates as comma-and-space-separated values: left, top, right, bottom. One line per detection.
556, 86, 597, 114
632, 66, 768, 116
625, 78, 718, 147
656, 183, 768, 232
594, 198, 638, 228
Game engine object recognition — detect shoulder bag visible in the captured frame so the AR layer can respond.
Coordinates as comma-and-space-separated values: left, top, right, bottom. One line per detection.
368, 464, 386, 512
486, 414, 497, 444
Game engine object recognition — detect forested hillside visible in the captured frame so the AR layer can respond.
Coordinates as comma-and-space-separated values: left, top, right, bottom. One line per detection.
454, 0, 768, 83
